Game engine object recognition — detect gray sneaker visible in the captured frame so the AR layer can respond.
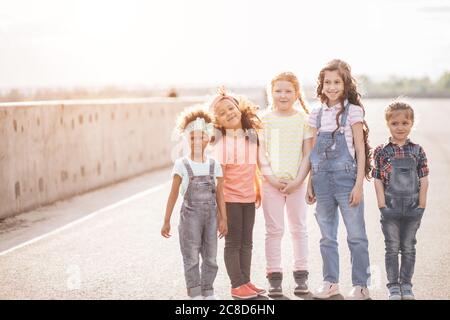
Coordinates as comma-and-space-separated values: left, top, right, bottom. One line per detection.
267, 272, 283, 297
387, 284, 402, 300
401, 283, 415, 300
293, 270, 309, 294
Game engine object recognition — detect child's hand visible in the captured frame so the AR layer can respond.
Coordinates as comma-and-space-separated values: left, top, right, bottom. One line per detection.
161, 221, 171, 238
305, 184, 316, 205
218, 218, 228, 239
349, 184, 363, 207
255, 192, 261, 209
267, 176, 287, 191
280, 180, 298, 195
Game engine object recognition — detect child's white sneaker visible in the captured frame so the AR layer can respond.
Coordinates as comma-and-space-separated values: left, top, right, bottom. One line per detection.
388, 284, 402, 300
401, 284, 415, 300
346, 285, 371, 300
190, 295, 204, 300
203, 294, 219, 300
313, 281, 340, 299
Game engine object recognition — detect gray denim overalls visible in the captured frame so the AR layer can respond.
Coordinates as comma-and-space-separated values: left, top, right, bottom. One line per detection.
310, 102, 371, 286
178, 157, 218, 298
380, 147, 424, 218
380, 145, 424, 287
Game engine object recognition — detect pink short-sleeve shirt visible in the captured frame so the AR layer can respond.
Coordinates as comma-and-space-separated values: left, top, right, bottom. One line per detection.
213, 135, 257, 203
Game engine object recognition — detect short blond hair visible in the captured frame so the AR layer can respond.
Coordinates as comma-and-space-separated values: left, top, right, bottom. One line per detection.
385, 101, 414, 122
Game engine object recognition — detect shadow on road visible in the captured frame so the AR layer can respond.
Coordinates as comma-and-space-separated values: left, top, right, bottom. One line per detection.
232, 295, 271, 300
294, 292, 314, 300
312, 294, 345, 300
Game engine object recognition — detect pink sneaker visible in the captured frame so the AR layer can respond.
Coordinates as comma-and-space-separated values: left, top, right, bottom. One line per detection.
246, 282, 266, 295
231, 284, 258, 299
313, 281, 340, 299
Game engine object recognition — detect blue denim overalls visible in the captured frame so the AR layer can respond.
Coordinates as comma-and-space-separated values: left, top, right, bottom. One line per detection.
310, 102, 371, 286
178, 158, 218, 298
380, 145, 423, 287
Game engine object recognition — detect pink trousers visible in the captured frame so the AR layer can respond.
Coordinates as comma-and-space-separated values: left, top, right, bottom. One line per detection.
262, 182, 309, 273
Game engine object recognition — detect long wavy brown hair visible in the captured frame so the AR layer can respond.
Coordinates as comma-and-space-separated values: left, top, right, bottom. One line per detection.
271, 72, 309, 114
316, 59, 372, 180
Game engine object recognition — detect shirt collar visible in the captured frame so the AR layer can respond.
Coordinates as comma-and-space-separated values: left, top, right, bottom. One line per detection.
387, 137, 412, 147
322, 99, 349, 111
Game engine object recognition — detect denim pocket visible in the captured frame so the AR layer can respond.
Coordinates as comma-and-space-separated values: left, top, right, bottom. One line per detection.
380, 207, 401, 219
409, 207, 425, 217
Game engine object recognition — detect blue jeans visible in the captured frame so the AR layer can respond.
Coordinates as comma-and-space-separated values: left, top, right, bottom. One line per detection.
313, 170, 371, 286
381, 215, 421, 287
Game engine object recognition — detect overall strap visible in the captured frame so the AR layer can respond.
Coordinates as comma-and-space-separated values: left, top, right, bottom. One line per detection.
411, 144, 421, 158
182, 158, 194, 178
339, 102, 351, 131
209, 158, 215, 176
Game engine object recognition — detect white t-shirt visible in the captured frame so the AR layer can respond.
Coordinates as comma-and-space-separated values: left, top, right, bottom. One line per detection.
172, 156, 223, 196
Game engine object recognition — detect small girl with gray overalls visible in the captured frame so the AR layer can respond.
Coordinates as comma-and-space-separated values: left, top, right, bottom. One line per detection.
373, 102, 429, 300
161, 107, 228, 300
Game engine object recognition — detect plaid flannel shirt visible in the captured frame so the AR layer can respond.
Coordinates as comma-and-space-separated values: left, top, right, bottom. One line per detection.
372, 138, 429, 186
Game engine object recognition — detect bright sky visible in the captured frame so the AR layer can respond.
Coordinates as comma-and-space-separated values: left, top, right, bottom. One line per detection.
1, 0, 449, 89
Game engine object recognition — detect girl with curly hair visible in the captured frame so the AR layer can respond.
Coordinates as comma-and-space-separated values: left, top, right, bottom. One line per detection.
161, 106, 227, 300
210, 87, 265, 299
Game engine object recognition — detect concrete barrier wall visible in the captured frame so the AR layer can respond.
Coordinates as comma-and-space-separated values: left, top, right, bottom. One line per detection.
0, 97, 205, 219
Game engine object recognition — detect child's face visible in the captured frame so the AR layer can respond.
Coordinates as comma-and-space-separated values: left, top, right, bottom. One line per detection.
387, 111, 413, 143
189, 130, 209, 154
214, 99, 242, 129
272, 80, 297, 112
322, 70, 344, 106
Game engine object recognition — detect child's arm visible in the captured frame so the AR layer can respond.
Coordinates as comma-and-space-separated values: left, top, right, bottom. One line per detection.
254, 166, 262, 208
305, 174, 316, 204
216, 177, 228, 239
281, 134, 315, 194
418, 176, 429, 208
374, 178, 386, 208
161, 175, 182, 238
350, 122, 365, 207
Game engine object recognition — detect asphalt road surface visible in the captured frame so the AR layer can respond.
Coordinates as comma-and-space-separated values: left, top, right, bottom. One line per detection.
1, 99, 449, 300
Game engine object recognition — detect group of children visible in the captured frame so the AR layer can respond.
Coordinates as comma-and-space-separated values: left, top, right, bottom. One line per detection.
161, 59, 429, 301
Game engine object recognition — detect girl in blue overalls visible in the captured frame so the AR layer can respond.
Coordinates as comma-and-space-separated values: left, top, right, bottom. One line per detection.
306, 59, 372, 300
373, 101, 429, 300
161, 107, 228, 300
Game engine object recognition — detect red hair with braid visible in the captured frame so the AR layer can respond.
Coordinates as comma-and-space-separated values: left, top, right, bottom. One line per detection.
270, 72, 309, 114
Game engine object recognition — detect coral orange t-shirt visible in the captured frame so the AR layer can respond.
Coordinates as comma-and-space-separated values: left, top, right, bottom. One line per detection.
213, 135, 258, 203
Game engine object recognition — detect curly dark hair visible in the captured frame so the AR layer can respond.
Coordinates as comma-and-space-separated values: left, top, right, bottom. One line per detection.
316, 59, 372, 180
176, 106, 213, 133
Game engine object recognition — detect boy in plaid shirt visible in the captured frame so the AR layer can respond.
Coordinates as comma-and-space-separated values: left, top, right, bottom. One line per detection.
373, 101, 429, 300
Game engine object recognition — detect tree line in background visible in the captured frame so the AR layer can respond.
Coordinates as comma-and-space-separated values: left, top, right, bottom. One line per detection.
1, 72, 449, 103
359, 71, 450, 98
